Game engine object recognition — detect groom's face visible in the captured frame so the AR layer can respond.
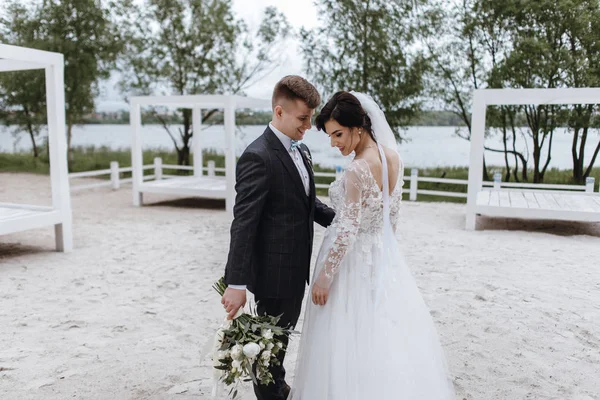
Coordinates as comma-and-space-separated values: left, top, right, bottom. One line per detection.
274, 99, 315, 141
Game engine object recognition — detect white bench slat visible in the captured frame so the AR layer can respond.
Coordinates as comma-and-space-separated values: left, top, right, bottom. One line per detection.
477, 191, 491, 206
489, 191, 500, 207
509, 191, 529, 208
523, 192, 540, 208
499, 191, 511, 207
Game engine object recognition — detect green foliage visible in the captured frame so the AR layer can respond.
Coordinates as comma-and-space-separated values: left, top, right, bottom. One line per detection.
0, 2, 49, 157
426, 0, 600, 183
301, 0, 430, 141
0, 0, 125, 159
118, 0, 290, 165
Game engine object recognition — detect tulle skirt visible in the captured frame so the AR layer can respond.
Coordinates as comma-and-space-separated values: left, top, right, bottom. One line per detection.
290, 228, 455, 399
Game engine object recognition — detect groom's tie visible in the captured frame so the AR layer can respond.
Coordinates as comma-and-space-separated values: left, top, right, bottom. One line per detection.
290, 140, 301, 151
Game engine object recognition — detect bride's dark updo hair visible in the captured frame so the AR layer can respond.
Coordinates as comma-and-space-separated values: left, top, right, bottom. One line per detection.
315, 91, 376, 142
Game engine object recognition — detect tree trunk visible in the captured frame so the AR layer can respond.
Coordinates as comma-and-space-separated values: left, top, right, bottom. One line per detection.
26, 122, 39, 158
67, 122, 74, 171
176, 109, 193, 166
177, 145, 191, 166
482, 156, 490, 181
23, 106, 39, 158
533, 137, 542, 183
501, 107, 511, 181
508, 110, 527, 182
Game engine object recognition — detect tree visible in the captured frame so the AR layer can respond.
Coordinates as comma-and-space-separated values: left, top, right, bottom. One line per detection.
560, 0, 600, 183
301, 0, 429, 141
472, 0, 529, 182
494, 0, 571, 183
0, 1, 46, 158
38, 0, 124, 162
423, 0, 507, 181
119, 0, 290, 165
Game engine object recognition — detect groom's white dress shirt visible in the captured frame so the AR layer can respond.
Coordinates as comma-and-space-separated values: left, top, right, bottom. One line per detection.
229, 123, 311, 291
269, 122, 311, 197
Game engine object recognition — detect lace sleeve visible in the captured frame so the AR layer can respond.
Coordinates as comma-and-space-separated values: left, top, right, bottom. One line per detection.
390, 159, 404, 232
314, 162, 365, 289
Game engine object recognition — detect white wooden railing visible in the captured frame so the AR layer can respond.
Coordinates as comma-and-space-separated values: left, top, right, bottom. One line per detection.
69, 162, 155, 191
69, 159, 599, 200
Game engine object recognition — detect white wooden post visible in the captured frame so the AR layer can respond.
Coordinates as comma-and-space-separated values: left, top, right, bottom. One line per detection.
110, 161, 120, 190
585, 177, 595, 193
493, 172, 502, 190
466, 90, 487, 230
224, 96, 236, 215
192, 106, 203, 177
207, 160, 216, 177
131, 102, 143, 206
154, 157, 163, 180
45, 59, 73, 252
409, 169, 418, 201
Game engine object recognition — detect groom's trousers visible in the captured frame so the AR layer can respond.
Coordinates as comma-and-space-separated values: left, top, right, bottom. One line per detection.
253, 294, 304, 400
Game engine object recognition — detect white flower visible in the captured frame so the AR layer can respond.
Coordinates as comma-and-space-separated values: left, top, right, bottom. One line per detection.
266, 342, 274, 351
259, 342, 266, 350
232, 359, 242, 370
230, 344, 244, 360
261, 350, 271, 360
261, 329, 273, 340
262, 357, 270, 366
212, 329, 226, 368
243, 343, 261, 359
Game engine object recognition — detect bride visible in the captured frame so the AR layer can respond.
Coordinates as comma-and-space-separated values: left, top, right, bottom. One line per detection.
290, 91, 455, 399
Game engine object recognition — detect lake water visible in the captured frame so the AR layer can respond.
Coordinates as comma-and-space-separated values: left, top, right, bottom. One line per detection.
2, 124, 599, 170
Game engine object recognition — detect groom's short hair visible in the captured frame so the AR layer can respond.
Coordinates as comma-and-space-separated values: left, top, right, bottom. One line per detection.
272, 76, 321, 110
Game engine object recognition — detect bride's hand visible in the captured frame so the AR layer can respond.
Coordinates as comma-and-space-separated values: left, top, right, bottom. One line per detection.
312, 282, 329, 306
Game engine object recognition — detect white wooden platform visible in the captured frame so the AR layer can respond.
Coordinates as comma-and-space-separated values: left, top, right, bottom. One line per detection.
0, 44, 73, 251
130, 94, 270, 213
0, 203, 62, 236
475, 190, 600, 222
466, 88, 600, 230
137, 176, 227, 199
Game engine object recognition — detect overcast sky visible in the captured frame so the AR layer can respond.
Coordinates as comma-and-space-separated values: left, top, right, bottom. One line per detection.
96, 0, 320, 111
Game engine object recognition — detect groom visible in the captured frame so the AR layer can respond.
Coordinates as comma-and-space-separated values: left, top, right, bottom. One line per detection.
222, 75, 335, 400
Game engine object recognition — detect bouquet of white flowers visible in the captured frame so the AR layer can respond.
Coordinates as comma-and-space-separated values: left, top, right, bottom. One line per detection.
209, 278, 291, 399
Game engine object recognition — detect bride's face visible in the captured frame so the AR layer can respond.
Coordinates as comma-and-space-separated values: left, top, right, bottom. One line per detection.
325, 119, 360, 156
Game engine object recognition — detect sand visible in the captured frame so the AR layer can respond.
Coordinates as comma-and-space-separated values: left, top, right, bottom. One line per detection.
1, 172, 599, 400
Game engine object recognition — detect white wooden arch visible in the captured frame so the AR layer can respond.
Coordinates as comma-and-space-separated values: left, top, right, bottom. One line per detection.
0, 44, 73, 251
130, 95, 271, 213
466, 88, 600, 230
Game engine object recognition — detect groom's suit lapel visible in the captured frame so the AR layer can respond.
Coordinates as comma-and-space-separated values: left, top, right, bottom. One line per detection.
298, 145, 316, 204
265, 127, 309, 207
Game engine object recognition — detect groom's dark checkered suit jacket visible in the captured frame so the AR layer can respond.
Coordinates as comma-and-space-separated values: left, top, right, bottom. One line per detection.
224, 126, 335, 299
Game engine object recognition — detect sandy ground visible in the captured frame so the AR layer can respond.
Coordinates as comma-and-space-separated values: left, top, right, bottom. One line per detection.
1, 172, 600, 400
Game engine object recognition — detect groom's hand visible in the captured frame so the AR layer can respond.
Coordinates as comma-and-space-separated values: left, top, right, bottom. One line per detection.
222, 287, 247, 320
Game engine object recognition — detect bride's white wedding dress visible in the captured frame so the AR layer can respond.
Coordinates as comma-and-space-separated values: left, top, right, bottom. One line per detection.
290, 145, 455, 399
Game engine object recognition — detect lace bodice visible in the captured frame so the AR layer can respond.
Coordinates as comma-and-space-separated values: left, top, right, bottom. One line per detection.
329, 159, 404, 234
315, 157, 404, 288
